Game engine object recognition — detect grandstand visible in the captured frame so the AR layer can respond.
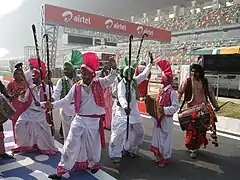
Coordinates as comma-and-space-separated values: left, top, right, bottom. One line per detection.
118, 0, 240, 97
1, 1, 238, 68
124, 1, 240, 65
1, 1, 239, 76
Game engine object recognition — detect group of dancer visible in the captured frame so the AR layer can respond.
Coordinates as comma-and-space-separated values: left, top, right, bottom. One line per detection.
0, 50, 220, 179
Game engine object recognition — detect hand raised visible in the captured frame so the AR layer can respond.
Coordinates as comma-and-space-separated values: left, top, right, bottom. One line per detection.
109, 57, 117, 69
45, 101, 53, 109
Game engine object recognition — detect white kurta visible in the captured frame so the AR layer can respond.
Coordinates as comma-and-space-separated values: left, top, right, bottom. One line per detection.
111, 77, 119, 128
53, 76, 75, 139
13, 84, 57, 154
151, 85, 179, 160
51, 70, 117, 174
109, 64, 152, 158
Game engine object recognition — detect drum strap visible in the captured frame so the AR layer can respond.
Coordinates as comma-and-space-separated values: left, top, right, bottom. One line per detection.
179, 97, 186, 112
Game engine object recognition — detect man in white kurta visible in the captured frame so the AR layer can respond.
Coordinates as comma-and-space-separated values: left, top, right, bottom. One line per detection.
111, 67, 125, 129
47, 52, 117, 180
52, 62, 81, 140
108, 62, 152, 168
150, 60, 179, 167
11, 68, 57, 155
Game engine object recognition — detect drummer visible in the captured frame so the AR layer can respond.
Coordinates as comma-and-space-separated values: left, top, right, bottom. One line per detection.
178, 64, 220, 159
0, 80, 14, 159
150, 60, 178, 167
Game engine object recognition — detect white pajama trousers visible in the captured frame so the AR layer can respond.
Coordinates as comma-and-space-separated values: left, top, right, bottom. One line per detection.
151, 125, 172, 159
109, 120, 144, 158
14, 120, 57, 152
58, 118, 101, 172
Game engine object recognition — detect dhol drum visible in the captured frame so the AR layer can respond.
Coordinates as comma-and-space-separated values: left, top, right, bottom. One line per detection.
178, 103, 210, 131
0, 94, 16, 125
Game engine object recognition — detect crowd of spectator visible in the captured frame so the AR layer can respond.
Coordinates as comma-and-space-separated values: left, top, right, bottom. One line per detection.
115, 37, 240, 65
122, 4, 239, 65
145, 4, 240, 32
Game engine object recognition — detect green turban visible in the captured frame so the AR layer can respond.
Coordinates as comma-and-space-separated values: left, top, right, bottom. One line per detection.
70, 50, 84, 68
123, 66, 135, 80
119, 56, 140, 69
64, 62, 74, 70
118, 56, 140, 79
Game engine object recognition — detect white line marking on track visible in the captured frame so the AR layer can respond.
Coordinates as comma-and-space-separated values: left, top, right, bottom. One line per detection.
89, 169, 117, 180
29, 170, 49, 180
54, 137, 117, 180
1, 156, 35, 172
3, 130, 117, 180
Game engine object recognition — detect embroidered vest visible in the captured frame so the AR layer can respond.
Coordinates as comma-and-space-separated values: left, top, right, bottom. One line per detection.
61, 76, 81, 99
158, 87, 173, 107
184, 77, 209, 102
74, 79, 105, 114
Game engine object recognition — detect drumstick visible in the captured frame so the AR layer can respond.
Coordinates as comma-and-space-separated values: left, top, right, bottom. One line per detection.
218, 101, 230, 110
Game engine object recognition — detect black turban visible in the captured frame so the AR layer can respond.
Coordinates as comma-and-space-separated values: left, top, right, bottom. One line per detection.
190, 63, 205, 79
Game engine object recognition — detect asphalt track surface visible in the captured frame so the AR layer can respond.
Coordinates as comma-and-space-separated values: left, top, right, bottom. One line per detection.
1, 111, 240, 180
1, 82, 240, 180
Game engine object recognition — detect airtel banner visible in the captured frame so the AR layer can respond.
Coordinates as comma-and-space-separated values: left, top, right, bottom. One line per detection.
44, 4, 171, 42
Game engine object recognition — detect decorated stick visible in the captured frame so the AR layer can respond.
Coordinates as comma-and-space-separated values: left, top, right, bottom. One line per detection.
136, 33, 148, 60
32, 24, 54, 136
32, 24, 47, 99
43, 33, 54, 135
126, 34, 134, 141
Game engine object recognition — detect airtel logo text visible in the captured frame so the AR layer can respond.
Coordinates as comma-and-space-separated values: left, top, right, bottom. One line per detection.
105, 19, 127, 31
62, 11, 91, 25
136, 26, 153, 36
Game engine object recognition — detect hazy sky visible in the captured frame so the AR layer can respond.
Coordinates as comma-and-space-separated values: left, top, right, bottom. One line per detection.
0, 0, 214, 60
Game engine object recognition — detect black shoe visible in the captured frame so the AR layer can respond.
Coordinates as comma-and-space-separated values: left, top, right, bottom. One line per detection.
122, 149, 129, 157
129, 152, 140, 158
212, 140, 219, 147
48, 174, 62, 180
211, 134, 217, 140
59, 135, 64, 140
0, 153, 14, 159
91, 168, 99, 174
